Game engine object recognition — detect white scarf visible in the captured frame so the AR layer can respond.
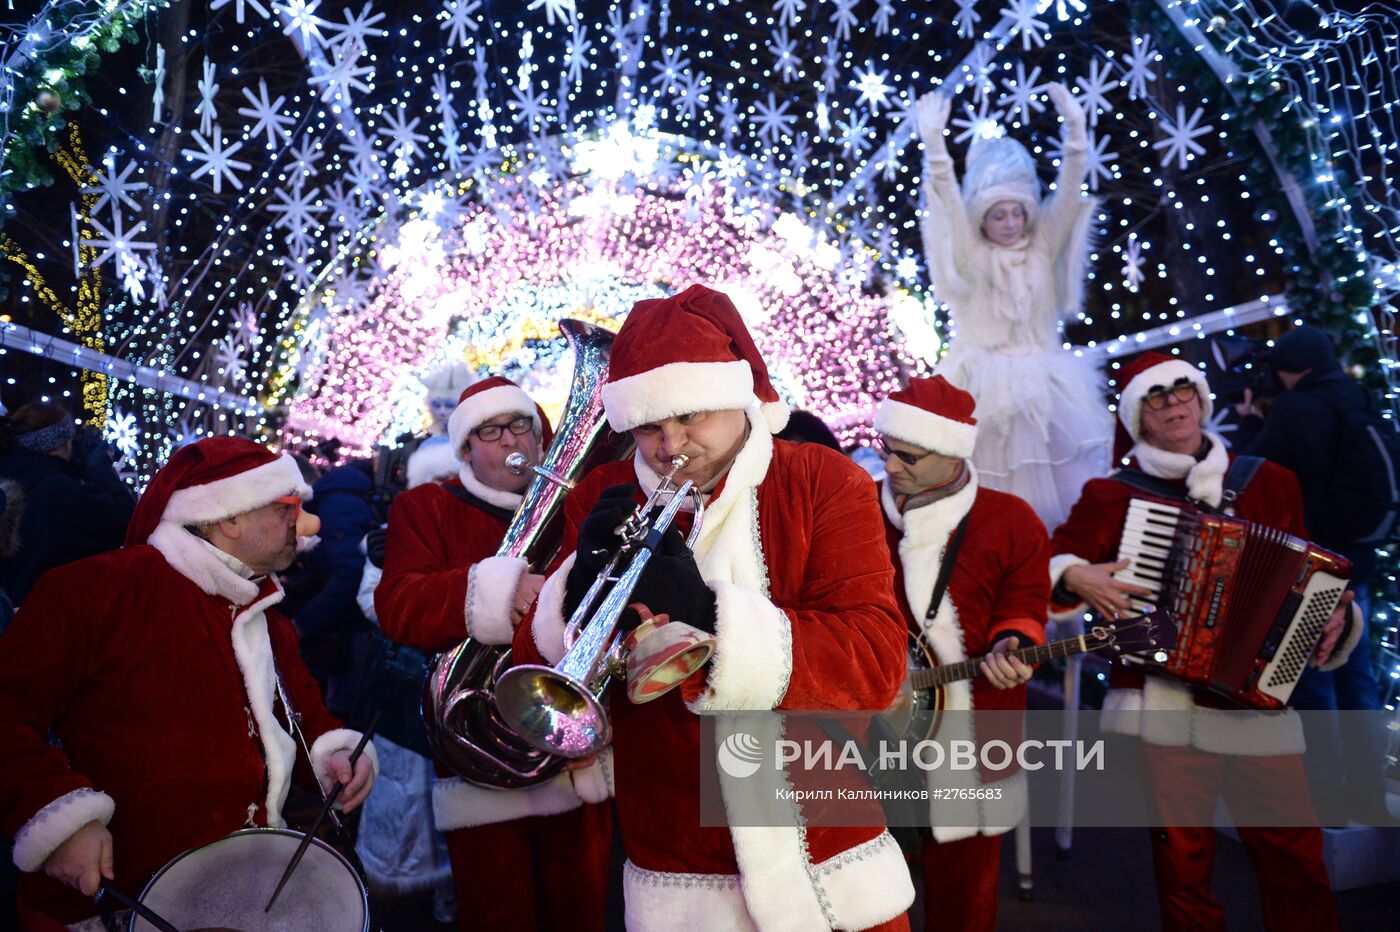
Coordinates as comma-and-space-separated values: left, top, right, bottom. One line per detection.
1130, 431, 1231, 509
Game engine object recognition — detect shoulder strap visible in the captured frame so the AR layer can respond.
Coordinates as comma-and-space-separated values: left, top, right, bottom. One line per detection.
1109, 467, 1187, 503
925, 514, 970, 621
1221, 455, 1265, 503
442, 481, 516, 521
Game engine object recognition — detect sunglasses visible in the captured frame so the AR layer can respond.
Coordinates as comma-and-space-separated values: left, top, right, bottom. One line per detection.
1142, 381, 1199, 410
876, 436, 936, 466
472, 416, 534, 443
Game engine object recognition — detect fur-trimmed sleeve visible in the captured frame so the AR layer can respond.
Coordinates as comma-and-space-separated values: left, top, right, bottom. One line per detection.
919, 134, 976, 301
0, 567, 108, 868
1048, 479, 1129, 618
375, 490, 472, 651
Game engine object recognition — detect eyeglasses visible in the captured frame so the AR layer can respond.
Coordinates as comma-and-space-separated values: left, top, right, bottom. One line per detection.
876, 436, 936, 466
472, 416, 534, 443
1142, 381, 1199, 410
272, 495, 303, 515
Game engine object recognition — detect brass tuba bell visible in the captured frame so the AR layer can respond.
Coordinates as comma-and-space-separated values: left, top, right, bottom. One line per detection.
421, 319, 626, 789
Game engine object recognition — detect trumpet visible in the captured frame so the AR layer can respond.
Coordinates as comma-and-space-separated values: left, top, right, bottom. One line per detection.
495, 455, 712, 758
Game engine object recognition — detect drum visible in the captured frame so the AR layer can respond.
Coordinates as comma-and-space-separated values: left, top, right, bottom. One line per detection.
129, 828, 369, 932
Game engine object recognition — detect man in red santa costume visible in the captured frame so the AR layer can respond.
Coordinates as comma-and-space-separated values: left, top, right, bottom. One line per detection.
1048, 351, 1359, 932
512, 284, 915, 932
375, 376, 612, 932
874, 375, 1049, 932
0, 436, 378, 929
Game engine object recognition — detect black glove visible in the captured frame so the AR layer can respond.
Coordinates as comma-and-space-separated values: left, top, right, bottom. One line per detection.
365, 526, 388, 569
563, 484, 640, 620
626, 523, 717, 636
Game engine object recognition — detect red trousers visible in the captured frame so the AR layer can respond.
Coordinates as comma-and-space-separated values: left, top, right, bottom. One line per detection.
917, 832, 1002, 932
1141, 744, 1340, 932
444, 802, 612, 932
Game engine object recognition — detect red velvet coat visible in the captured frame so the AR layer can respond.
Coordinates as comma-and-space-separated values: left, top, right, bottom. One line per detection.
0, 545, 345, 924
514, 427, 914, 932
376, 478, 515, 652
881, 474, 1049, 841
375, 478, 610, 830
1048, 451, 1326, 753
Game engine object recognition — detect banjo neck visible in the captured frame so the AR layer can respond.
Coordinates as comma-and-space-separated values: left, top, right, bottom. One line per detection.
908, 634, 1099, 691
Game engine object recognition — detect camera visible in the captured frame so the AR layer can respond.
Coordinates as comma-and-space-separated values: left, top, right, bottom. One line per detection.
1208, 335, 1281, 405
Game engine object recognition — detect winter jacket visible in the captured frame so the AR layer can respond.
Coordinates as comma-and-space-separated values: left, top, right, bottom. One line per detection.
1235, 367, 1375, 574
0, 447, 134, 605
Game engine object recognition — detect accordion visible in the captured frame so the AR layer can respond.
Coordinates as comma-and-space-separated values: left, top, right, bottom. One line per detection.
1114, 497, 1351, 710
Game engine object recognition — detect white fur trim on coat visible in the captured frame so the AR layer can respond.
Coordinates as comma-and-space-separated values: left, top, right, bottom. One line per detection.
229, 584, 299, 828
457, 464, 525, 512
874, 399, 978, 459
310, 728, 380, 803
1118, 359, 1213, 444
163, 454, 311, 527
567, 747, 615, 804
1047, 553, 1090, 621
686, 581, 790, 713
602, 360, 754, 431
622, 830, 913, 932
467, 555, 528, 645
12, 788, 116, 872
431, 771, 583, 831
532, 552, 575, 664
406, 438, 460, 489
1131, 431, 1230, 509
149, 522, 261, 605
1100, 676, 1305, 755
447, 384, 539, 455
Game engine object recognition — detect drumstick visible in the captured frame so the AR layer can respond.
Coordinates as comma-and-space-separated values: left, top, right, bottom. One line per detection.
264, 712, 380, 913
98, 878, 183, 932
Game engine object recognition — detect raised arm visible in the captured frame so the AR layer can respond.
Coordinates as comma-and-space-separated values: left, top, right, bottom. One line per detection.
916, 91, 975, 298
1035, 83, 1091, 250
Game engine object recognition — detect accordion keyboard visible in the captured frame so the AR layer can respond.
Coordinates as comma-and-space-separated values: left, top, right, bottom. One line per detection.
1114, 498, 1183, 613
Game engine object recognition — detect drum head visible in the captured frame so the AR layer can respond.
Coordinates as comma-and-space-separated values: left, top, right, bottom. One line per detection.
132, 828, 367, 932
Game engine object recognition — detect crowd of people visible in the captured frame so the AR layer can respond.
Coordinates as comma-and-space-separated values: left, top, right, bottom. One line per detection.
0, 86, 1390, 932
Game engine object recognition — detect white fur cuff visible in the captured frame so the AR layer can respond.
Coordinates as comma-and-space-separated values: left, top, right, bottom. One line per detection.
568, 748, 615, 804
310, 728, 380, 801
13, 788, 116, 872
688, 581, 790, 712
532, 553, 575, 664
467, 555, 529, 645
1047, 553, 1090, 621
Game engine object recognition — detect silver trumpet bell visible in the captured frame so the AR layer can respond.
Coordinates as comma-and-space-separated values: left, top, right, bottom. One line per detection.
495, 456, 711, 758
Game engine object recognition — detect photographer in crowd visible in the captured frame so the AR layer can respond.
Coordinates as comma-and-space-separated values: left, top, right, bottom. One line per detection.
1234, 324, 1391, 824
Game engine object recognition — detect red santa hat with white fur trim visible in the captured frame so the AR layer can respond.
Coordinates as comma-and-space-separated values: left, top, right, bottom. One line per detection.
602, 284, 791, 433
446, 376, 553, 456
1114, 351, 1213, 458
874, 375, 979, 458
124, 437, 312, 546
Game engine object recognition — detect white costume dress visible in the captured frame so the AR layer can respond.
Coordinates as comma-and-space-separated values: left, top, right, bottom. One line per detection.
919, 105, 1110, 531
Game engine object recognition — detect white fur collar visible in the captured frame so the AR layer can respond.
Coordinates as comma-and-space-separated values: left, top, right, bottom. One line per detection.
1131, 431, 1230, 508
148, 521, 263, 606
458, 463, 524, 511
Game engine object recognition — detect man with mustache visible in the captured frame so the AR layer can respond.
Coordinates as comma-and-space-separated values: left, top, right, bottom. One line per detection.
0, 437, 377, 928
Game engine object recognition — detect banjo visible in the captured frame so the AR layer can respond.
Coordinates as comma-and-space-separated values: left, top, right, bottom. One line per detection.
886, 608, 1177, 742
